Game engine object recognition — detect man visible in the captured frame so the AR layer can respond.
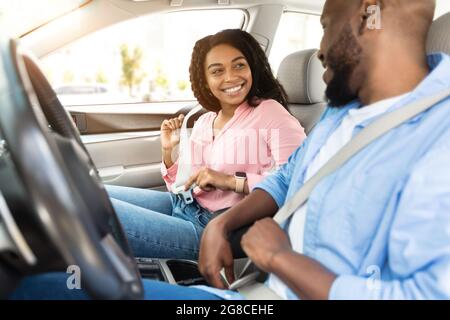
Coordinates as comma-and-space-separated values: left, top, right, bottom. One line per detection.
197, 0, 450, 300
11, 0, 450, 299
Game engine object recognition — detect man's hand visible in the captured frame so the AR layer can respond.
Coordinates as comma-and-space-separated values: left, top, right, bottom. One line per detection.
241, 218, 292, 273
198, 218, 235, 289
185, 167, 235, 192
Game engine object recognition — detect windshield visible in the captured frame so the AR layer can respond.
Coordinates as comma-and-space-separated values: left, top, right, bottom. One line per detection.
0, 0, 90, 38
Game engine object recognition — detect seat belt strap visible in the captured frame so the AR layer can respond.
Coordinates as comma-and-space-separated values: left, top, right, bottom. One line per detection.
171, 104, 203, 203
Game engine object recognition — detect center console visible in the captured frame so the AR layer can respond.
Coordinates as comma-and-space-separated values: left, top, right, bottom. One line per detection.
135, 257, 209, 286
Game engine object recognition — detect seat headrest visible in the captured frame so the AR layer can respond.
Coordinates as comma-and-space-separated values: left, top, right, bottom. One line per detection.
277, 49, 326, 105
427, 12, 450, 55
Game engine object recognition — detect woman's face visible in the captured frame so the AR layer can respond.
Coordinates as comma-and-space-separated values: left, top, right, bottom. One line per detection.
204, 44, 253, 109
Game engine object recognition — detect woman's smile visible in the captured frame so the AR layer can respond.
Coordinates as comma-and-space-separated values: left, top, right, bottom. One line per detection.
221, 81, 247, 96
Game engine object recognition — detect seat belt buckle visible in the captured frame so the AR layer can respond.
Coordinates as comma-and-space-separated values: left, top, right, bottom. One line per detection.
173, 185, 195, 204
225, 259, 261, 291
228, 272, 260, 291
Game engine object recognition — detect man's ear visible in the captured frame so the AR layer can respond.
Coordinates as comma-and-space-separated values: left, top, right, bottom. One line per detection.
358, 0, 382, 35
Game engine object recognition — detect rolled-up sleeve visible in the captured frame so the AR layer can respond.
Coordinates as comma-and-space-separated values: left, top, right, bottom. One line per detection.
160, 161, 178, 191
331, 135, 450, 300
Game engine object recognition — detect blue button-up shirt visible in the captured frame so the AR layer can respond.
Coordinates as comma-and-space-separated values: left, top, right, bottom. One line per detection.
254, 53, 450, 299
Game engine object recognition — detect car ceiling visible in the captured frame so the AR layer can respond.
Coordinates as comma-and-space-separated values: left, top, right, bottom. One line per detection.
19, 0, 450, 58
103, 0, 325, 14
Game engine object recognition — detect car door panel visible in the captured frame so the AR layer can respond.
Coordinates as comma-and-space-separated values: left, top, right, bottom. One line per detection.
82, 131, 166, 190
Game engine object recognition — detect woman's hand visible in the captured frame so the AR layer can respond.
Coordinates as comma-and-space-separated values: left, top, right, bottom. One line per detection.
160, 114, 184, 151
184, 167, 235, 192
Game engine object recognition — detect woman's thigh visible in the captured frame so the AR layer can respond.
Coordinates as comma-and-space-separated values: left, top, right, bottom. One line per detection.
111, 198, 204, 259
9, 273, 223, 300
105, 185, 174, 215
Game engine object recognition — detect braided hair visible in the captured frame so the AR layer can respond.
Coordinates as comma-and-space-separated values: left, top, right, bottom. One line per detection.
189, 29, 289, 112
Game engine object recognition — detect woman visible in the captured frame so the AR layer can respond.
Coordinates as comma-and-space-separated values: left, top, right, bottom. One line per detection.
106, 29, 306, 260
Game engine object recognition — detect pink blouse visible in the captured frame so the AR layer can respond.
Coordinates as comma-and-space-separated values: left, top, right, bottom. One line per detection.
161, 99, 306, 212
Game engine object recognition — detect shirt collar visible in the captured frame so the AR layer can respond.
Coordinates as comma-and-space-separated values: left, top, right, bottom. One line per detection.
210, 100, 251, 142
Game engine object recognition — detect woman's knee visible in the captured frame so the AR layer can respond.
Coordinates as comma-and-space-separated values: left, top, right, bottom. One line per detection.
104, 184, 131, 199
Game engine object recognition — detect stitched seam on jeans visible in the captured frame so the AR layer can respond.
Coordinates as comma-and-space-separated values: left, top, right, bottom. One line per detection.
126, 231, 200, 254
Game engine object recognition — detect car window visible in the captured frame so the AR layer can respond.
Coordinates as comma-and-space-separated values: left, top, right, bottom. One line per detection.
435, 0, 450, 18
40, 9, 245, 106
269, 12, 323, 75
269, 2, 449, 77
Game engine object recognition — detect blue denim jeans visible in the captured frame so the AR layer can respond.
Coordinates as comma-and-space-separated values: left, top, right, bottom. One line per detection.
9, 272, 223, 300
105, 185, 213, 260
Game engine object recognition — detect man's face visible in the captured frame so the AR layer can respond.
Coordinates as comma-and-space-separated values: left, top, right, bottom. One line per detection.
319, 0, 364, 107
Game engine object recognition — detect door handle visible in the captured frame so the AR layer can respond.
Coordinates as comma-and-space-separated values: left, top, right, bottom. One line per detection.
98, 165, 125, 182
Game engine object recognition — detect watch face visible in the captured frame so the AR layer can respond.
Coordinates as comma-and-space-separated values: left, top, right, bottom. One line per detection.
235, 172, 247, 178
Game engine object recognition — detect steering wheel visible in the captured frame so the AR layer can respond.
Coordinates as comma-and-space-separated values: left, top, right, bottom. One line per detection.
0, 38, 143, 299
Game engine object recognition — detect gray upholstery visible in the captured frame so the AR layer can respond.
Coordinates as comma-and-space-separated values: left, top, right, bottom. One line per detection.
427, 12, 450, 55
287, 103, 326, 135
277, 49, 326, 134
278, 49, 326, 104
